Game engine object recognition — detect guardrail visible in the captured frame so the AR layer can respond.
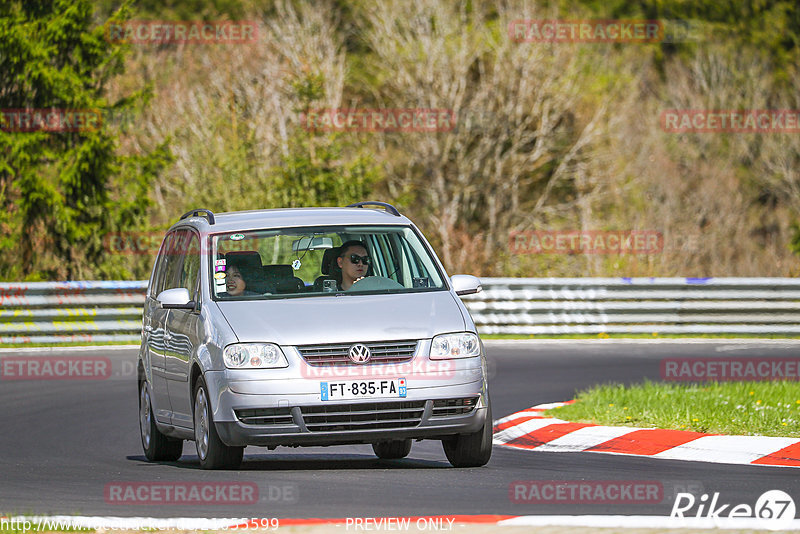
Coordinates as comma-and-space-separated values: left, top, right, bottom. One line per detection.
1, 278, 799, 344
462, 277, 800, 335
0, 281, 147, 344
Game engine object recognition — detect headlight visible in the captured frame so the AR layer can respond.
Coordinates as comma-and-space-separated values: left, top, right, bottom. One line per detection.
223, 343, 288, 369
430, 332, 481, 359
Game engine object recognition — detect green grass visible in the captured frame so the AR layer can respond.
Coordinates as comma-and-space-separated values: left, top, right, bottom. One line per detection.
545, 380, 800, 437
481, 333, 800, 340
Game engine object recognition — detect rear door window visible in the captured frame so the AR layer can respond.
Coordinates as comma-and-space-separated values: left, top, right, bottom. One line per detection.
180, 232, 201, 299
153, 230, 188, 297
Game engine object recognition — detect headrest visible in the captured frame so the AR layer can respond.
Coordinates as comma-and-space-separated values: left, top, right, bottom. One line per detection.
321, 248, 340, 275
262, 264, 293, 279
224, 251, 262, 270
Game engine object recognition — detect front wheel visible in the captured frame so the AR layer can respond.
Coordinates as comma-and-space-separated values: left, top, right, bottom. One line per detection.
194, 377, 244, 470
139, 380, 183, 462
372, 439, 412, 459
442, 404, 492, 468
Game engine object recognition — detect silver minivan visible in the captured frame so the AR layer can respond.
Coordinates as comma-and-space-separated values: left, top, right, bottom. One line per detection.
138, 201, 491, 469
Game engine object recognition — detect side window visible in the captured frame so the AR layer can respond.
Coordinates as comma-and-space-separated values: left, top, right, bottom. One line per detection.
151, 232, 174, 297
365, 235, 385, 277
385, 234, 405, 282
373, 234, 398, 279
180, 232, 201, 298
157, 230, 187, 296
400, 239, 421, 277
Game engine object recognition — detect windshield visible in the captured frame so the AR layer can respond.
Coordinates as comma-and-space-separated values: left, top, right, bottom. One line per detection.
210, 225, 446, 299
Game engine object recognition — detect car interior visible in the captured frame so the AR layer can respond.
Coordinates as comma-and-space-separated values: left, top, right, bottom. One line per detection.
213, 227, 441, 299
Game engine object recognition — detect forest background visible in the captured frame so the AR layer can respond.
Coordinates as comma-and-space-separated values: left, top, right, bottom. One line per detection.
2, 0, 800, 281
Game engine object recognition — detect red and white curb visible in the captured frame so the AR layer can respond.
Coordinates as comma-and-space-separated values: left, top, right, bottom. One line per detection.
5, 514, 800, 531
494, 402, 800, 468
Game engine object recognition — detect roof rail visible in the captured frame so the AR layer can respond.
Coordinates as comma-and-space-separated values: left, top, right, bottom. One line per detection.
346, 201, 401, 217
179, 209, 216, 225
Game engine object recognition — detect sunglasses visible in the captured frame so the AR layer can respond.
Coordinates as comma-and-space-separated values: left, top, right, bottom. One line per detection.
348, 254, 370, 265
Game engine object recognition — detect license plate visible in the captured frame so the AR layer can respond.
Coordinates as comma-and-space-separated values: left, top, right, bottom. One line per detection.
320, 378, 407, 401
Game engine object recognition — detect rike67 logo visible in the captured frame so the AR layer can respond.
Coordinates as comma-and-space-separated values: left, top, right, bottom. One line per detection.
671, 490, 795, 530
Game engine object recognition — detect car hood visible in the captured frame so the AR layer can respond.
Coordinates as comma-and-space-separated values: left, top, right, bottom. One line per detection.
216, 291, 467, 345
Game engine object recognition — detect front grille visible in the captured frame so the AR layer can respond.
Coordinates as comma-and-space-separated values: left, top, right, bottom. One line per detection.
431, 397, 479, 417
300, 401, 425, 432
297, 340, 418, 367
235, 407, 293, 426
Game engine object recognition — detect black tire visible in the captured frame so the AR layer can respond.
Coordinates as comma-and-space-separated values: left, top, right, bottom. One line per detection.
193, 377, 244, 470
139, 380, 183, 462
442, 404, 492, 468
372, 439, 412, 459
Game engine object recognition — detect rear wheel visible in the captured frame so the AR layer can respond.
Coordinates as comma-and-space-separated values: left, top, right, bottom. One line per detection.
194, 377, 244, 470
139, 380, 183, 462
442, 404, 492, 468
372, 439, 412, 459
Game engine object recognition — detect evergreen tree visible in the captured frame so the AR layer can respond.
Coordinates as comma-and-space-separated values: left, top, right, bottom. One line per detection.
0, 0, 171, 280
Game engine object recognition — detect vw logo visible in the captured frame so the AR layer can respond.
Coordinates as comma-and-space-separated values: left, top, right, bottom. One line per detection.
348, 343, 371, 364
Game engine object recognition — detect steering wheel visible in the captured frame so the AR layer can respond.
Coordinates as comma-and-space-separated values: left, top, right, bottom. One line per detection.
347, 276, 405, 291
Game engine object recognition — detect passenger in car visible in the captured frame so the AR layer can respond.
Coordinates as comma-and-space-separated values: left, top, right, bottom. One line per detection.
336, 240, 370, 290
219, 264, 259, 297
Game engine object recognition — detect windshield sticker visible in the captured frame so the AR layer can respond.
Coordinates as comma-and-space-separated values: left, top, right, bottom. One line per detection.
214, 272, 226, 280
230, 233, 245, 241
215, 264, 226, 272
215, 259, 226, 266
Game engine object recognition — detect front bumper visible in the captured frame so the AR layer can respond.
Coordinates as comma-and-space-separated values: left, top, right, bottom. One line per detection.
216, 397, 489, 447
204, 350, 489, 447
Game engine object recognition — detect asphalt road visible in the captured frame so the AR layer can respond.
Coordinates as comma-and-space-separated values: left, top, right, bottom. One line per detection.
1, 341, 798, 519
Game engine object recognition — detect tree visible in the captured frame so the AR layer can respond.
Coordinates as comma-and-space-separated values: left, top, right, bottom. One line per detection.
124, 0, 379, 222
0, 0, 171, 280
353, 0, 618, 273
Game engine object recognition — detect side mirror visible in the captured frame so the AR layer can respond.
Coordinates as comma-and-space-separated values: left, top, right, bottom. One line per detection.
157, 288, 195, 310
450, 274, 482, 296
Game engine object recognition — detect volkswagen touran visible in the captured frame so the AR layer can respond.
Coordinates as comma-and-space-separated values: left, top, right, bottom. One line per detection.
138, 201, 491, 469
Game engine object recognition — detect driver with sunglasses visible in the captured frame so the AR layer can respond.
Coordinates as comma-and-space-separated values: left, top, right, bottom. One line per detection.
336, 240, 371, 290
